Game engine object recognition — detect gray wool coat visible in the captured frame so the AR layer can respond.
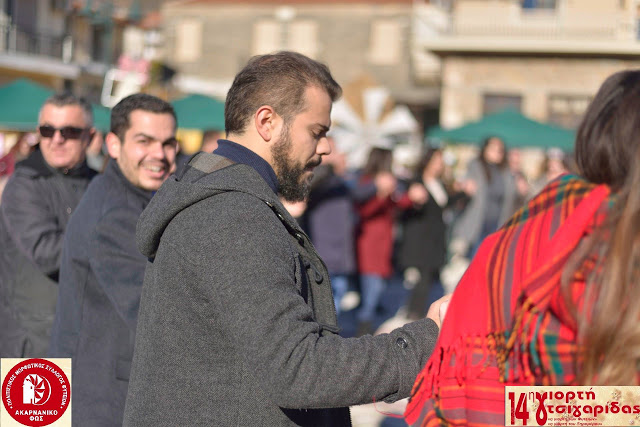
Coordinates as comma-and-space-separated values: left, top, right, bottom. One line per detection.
124, 152, 439, 426
0, 149, 95, 357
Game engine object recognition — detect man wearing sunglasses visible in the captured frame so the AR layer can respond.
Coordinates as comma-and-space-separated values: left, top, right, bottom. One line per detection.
0, 93, 97, 358
49, 93, 178, 426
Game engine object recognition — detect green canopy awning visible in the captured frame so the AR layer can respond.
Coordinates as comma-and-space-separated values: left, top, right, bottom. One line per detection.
0, 79, 53, 131
427, 109, 576, 151
91, 104, 111, 134
171, 94, 225, 131
0, 78, 110, 133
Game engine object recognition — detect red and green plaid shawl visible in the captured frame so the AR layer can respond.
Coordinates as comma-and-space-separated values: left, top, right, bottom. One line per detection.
405, 175, 611, 426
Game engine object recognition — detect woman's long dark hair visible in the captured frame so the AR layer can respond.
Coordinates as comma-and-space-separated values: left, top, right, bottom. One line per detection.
414, 148, 441, 181
362, 147, 392, 178
562, 69, 640, 385
478, 136, 507, 182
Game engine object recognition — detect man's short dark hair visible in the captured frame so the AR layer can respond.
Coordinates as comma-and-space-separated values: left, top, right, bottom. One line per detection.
40, 92, 94, 126
225, 51, 342, 135
110, 93, 177, 141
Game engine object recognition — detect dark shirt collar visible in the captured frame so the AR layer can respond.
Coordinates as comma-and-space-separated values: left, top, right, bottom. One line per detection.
106, 159, 154, 202
213, 139, 279, 194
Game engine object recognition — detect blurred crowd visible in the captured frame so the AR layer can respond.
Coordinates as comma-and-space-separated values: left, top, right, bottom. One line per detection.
0, 105, 573, 342
283, 134, 572, 336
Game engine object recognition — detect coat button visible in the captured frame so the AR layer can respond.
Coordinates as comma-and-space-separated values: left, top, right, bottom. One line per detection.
66, 207, 72, 214
396, 337, 408, 349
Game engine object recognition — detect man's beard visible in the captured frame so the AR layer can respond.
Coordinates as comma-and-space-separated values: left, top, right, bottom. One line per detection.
271, 127, 321, 202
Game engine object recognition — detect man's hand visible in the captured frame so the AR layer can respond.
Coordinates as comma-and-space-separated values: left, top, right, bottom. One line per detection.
426, 294, 452, 329
460, 179, 478, 196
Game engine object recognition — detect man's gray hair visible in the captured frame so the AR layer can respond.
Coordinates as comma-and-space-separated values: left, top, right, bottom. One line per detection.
40, 92, 94, 126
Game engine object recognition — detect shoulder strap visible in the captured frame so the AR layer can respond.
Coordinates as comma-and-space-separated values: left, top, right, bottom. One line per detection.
176, 152, 235, 180
263, 200, 340, 336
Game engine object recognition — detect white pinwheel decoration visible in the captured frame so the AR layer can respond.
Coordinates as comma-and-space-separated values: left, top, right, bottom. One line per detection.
330, 76, 420, 169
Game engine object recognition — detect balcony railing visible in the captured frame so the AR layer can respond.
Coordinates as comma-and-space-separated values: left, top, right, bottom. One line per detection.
0, 23, 72, 61
451, 13, 635, 41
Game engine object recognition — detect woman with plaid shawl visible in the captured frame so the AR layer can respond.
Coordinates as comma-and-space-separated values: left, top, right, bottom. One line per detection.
405, 69, 640, 426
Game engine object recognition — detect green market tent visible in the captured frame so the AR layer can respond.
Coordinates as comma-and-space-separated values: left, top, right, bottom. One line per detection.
171, 94, 225, 131
0, 78, 53, 131
91, 104, 111, 134
0, 78, 110, 133
427, 109, 576, 151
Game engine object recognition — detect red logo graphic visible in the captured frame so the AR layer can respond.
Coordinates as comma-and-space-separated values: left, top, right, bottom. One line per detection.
2, 359, 70, 426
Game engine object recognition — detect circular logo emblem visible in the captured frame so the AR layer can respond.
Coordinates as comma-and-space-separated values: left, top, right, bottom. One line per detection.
2, 359, 70, 426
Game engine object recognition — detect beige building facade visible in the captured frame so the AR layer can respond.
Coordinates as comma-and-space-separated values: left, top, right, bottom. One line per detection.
415, 0, 640, 129
161, 0, 442, 131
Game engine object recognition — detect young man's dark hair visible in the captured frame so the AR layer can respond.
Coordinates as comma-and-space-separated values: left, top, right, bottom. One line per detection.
110, 94, 176, 141
224, 51, 342, 135
41, 92, 94, 126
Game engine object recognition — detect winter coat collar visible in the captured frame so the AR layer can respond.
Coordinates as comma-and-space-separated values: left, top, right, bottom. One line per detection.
137, 152, 299, 259
16, 148, 96, 179
104, 159, 154, 203
213, 139, 279, 195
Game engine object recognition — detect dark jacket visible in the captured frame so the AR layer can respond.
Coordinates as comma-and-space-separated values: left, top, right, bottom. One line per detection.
398, 184, 448, 274
0, 149, 96, 357
124, 152, 439, 427
49, 160, 152, 426
303, 164, 356, 275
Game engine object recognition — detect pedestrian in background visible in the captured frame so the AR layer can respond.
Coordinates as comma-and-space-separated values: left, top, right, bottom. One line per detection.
303, 137, 357, 314
0, 93, 96, 357
354, 147, 428, 335
398, 148, 451, 320
451, 136, 517, 257
49, 94, 178, 426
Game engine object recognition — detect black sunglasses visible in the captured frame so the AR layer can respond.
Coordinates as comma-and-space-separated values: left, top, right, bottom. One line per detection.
38, 125, 88, 139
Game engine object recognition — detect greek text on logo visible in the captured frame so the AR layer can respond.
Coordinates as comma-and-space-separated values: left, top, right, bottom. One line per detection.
505, 386, 640, 426
2, 359, 70, 427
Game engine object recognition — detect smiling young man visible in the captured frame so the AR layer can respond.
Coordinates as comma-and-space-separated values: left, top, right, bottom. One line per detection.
124, 52, 443, 427
49, 94, 177, 426
0, 93, 97, 358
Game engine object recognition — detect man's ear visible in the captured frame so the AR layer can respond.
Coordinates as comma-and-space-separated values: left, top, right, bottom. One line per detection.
84, 127, 96, 146
254, 105, 281, 142
105, 132, 122, 160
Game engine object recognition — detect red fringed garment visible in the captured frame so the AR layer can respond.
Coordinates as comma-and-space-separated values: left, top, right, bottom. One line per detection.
405, 175, 611, 426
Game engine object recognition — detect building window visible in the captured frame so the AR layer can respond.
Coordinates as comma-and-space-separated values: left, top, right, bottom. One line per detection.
522, 0, 557, 9
368, 20, 402, 65
50, 0, 66, 11
92, 25, 106, 63
483, 93, 522, 115
175, 19, 203, 63
287, 20, 318, 59
252, 20, 281, 56
548, 94, 590, 129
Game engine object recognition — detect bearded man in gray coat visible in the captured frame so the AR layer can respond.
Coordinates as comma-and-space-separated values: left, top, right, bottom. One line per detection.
124, 51, 444, 426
